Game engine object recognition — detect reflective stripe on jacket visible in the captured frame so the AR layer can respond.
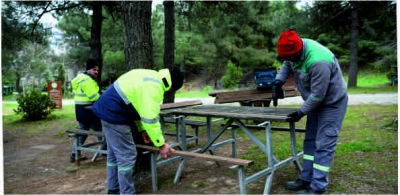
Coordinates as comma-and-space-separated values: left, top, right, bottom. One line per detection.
115, 68, 172, 147
71, 72, 100, 105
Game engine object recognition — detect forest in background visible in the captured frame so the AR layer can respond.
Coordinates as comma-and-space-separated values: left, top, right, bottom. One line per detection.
1, 1, 397, 95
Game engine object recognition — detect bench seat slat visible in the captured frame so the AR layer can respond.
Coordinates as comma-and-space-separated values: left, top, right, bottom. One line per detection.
163, 117, 207, 126
223, 124, 306, 132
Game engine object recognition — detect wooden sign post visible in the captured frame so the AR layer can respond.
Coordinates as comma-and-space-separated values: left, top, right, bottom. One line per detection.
48, 81, 63, 109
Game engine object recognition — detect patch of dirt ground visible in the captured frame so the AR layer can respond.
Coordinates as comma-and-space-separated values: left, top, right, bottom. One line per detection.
3, 123, 398, 194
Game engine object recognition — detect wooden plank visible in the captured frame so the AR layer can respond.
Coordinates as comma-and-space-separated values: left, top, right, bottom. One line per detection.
213, 90, 299, 104
163, 117, 207, 126
209, 86, 297, 97
136, 144, 253, 166
168, 105, 296, 121
160, 100, 202, 110
170, 110, 288, 121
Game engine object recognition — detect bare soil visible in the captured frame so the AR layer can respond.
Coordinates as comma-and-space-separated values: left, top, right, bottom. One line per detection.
3, 121, 398, 194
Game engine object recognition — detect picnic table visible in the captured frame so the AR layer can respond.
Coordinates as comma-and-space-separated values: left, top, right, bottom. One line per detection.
161, 105, 304, 194
66, 101, 305, 194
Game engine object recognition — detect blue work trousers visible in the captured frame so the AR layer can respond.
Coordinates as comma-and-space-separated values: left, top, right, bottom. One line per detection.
300, 95, 348, 191
71, 122, 104, 154
101, 120, 137, 194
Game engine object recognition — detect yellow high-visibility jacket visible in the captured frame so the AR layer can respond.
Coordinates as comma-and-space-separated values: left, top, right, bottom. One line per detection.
71, 72, 100, 105
114, 69, 171, 147
71, 72, 100, 123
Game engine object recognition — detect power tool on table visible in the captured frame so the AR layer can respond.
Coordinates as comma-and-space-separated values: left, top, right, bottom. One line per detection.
271, 85, 285, 110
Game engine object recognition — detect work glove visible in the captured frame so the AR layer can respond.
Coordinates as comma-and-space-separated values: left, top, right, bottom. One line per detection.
286, 110, 305, 122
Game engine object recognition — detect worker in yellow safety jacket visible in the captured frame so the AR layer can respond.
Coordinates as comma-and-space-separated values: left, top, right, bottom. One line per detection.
91, 67, 184, 195
70, 59, 105, 163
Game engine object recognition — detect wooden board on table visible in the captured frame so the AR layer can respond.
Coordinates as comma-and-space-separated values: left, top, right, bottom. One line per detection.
209, 88, 299, 104
160, 99, 202, 110
136, 144, 253, 166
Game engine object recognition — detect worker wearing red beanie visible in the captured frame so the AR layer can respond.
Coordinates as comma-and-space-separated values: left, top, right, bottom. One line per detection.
277, 29, 303, 57
273, 29, 348, 195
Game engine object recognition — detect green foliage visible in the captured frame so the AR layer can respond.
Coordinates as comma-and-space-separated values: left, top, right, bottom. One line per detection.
202, 85, 213, 93
57, 8, 92, 73
54, 64, 66, 83
13, 90, 57, 121
306, 1, 396, 74
221, 60, 242, 89
103, 50, 126, 83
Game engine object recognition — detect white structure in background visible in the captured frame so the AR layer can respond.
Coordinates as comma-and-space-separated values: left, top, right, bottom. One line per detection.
41, 13, 66, 56
49, 28, 66, 55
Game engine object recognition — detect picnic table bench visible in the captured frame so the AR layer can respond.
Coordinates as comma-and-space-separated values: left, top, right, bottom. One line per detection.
66, 129, 107, 165
161, 117, 207, 146
67, 100, 206, 165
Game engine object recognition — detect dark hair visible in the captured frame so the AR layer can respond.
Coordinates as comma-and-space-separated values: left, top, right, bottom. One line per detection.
170, 67, 184, 90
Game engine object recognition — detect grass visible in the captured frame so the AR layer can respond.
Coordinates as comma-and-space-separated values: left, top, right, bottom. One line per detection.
2, 71, 398, 193
3, 104, 77, 137
343, 70, 394, 86
207, 104, 397, 193
2, 105, 397, 193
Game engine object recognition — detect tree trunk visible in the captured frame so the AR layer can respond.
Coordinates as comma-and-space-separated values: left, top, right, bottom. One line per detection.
37, 72, 42, 92
89, 2, 103, 88
163, 0, 176, 104
348, 1, 359, 88
15, 74, 22, 96
120, 1, 154, 70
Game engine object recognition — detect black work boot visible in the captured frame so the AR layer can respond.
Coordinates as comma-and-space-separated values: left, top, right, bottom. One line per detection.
70, 154, 75, 163
70, 153, 87, 163
286, 178, 311, 191
297, 188, 326, 195
107, 189, 120, 194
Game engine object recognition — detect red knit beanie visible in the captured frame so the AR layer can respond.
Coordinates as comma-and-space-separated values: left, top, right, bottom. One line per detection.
277, 29, 303, 56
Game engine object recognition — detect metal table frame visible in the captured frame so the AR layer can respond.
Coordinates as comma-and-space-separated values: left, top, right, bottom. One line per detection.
168, 105, 304, 194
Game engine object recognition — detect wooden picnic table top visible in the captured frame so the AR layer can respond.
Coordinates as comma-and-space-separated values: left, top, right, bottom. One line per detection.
168, 105, 297, 122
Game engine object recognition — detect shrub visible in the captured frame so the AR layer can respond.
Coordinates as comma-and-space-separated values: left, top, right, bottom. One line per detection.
221, 60, 243, 89
13, 90, 57, 121
202, 85, 213, 93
